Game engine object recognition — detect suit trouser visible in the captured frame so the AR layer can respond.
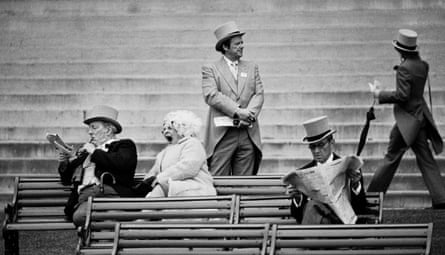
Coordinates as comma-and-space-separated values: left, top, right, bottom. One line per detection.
367, 124, 445, 205
301, 200, 342, 224
72, 184, 119, 227
209, 127, 256, 176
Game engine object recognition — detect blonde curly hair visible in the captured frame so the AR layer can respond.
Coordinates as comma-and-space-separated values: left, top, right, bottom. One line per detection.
163, 110, 202, 138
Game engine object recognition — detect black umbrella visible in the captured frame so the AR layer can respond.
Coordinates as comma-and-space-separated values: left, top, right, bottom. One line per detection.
356, 100, 376, 156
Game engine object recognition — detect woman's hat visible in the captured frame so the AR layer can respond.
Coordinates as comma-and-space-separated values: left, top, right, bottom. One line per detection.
392, 29, 418, 53
302, 116, 336, 144
84, 105, 122, 134
214, 21, 245, 52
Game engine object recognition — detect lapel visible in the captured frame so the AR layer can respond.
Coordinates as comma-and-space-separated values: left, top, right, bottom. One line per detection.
237, 60, 248, 95
215, 57, 238, 95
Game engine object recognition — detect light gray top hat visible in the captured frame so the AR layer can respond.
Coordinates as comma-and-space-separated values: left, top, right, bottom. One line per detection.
302, 116, 336, 144
392, 29, 418, 53
84, 105, 122, 134
214, 21, 245, 52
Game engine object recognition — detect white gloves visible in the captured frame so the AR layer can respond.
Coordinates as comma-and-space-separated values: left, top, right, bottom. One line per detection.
368, 80, 381, 99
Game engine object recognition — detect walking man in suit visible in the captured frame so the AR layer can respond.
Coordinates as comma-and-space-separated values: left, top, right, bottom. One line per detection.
367, 29, 445, 209
202, 21, 264, 176
287, 116, 368, 224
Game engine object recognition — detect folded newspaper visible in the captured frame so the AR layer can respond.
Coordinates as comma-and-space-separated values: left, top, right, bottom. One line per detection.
282, 155, 363, 224
46, 133, 74, 154
213, 116, 236, 127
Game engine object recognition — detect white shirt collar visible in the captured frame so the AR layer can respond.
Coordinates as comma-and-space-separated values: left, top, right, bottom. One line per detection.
97, 138, 118, 151
223, 56, 238, 66
316, 153, 334, 166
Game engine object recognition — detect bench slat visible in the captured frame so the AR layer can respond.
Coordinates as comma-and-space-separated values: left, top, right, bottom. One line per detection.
92, 210, 232, 220
18, 198, 68, 206
18, 190, 71, 198
19, 182, 70, 189
120, 239, 265, 248
216, 188, 286, 195
92, 201, 232, 210
276, 238, 427, 248
6, 222, 76, 231
119, 249, 263, 255
276, 249, 427, 255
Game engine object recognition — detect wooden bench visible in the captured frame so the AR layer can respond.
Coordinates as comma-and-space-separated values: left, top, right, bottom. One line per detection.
2, 176, 77, 255
2, 174, 383, 255
269, 223, 433, 255
235, 192, 383, 224
78, 223, 270, 255
80, 195, 237, 247
78, 223, 433, 255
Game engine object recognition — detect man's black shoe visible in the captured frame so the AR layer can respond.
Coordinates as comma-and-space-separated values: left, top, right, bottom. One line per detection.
432, 203, 445, 209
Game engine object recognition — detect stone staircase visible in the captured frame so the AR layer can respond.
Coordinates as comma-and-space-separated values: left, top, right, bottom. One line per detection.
0, 0, 444, 209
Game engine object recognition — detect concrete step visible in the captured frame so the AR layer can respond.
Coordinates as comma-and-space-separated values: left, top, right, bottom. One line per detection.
1, 0, 444, 17
263, 156, 445, 175
2, 106, 444, 126
2, 9, 444, 33
2, 42, 445, 62
2, 139, 444, 160
1, 73, 444, 94
1, 90, 444, 109
2, 57, 445, 77
2, 123, 444, 141
3, 25, 445, 49
384, 191, 432, 209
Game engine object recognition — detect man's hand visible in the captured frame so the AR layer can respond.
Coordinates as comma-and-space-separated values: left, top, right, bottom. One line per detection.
236, 108, 255, 122
236, 119, 252, 128
346, 168, 362, 186
286, 185, 300, 196
286, 184, 304, 206
57, 149, 71, 162
79, 142, 96, 154
368, 80, 381, 98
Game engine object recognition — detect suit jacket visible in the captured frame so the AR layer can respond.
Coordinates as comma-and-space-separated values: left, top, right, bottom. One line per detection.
378, 56, 443, 154
290, 153, 368, 223
58, 139, 137, 196
202, 57, 264, 174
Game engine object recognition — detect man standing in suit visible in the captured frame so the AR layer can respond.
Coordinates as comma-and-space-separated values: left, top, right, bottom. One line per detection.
287, 116, 368, 224
367, 29, 445, 209
202, 21, 264, 176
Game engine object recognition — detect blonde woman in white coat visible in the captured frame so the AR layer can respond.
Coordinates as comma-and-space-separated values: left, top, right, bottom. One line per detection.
143, 110, 217, 198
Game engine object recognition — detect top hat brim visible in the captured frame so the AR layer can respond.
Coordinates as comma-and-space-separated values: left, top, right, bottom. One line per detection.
302, 129, 336, 144
84, 117, 122, 134
392, 40, 418, 53
215, 31, 245, 52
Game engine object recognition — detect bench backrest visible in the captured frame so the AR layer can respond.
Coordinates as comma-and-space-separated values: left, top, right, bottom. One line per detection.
78, 223, 270, 255
269, 223, 433, 255
4, 175, 382, 230
78, 223, 433, 255
213, 175, 286, 196
235, 193, 383, 224
82, 195, 237, 245
3, 176, 76, 231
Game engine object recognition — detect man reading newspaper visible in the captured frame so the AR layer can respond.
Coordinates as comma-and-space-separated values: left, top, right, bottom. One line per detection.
283, 116, 368, 224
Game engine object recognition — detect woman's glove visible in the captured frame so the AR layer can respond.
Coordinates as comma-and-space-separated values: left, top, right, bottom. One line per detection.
133, 176, 157, 197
